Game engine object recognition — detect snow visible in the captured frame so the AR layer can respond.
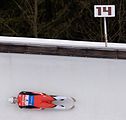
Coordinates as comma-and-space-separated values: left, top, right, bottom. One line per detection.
0, 53, 126, 120
0, 36, 126, 51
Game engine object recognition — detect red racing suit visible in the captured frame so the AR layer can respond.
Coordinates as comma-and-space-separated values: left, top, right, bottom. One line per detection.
17, 91, 56, 109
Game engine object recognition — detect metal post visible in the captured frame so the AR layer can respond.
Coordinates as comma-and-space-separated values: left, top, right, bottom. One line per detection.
104, 17, 108, 47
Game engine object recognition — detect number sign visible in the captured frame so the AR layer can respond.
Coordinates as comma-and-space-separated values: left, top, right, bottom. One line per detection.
94, 5, 115, 17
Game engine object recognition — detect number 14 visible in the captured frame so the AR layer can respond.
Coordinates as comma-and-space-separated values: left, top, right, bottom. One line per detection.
96, 7, 112, 15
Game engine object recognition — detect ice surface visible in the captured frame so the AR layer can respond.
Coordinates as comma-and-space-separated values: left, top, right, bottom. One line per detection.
0, 53, 126, 120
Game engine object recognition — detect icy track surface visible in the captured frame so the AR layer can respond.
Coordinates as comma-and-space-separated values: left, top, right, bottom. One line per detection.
0, 53, 126, 120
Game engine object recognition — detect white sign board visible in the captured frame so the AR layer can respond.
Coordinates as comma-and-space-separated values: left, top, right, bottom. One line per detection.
94, 5, 115, 17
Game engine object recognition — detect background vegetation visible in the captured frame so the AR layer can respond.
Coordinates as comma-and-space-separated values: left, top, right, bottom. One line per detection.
0, 0, 126, 43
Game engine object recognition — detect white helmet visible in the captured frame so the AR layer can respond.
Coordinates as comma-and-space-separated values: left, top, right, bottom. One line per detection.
8, 97, 17, 104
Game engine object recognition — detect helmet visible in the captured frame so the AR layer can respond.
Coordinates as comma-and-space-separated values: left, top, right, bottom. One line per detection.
8, 97, 17, 104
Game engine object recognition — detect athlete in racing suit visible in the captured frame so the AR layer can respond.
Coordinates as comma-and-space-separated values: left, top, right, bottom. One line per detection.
8, 91, 75, 110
